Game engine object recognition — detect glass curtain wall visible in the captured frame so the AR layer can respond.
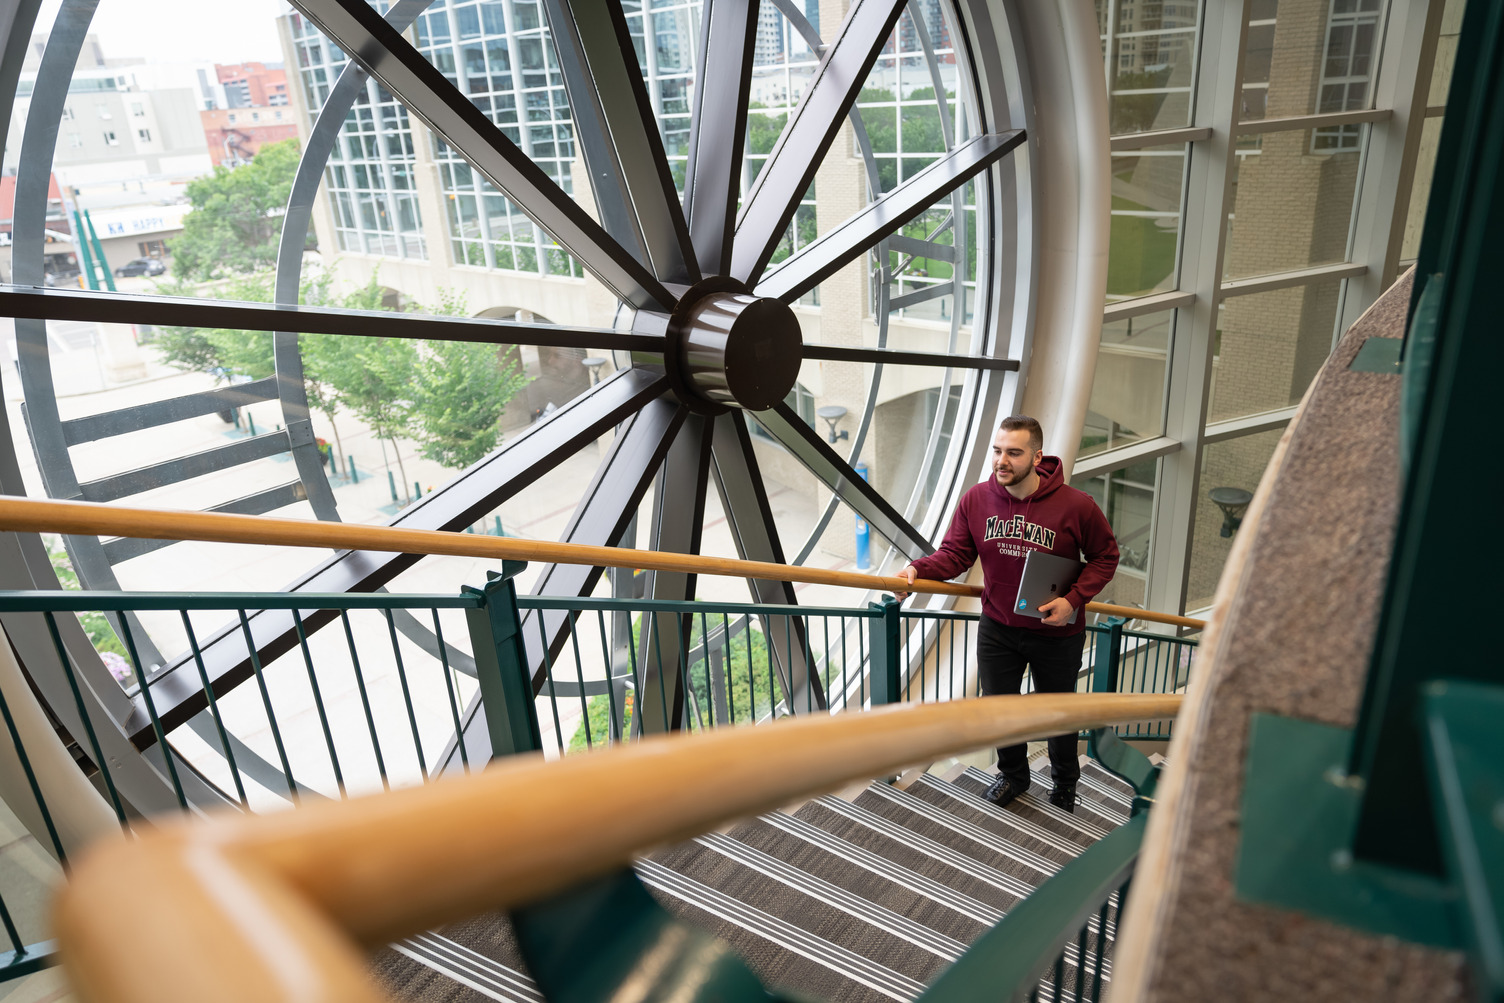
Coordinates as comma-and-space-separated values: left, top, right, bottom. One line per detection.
1077, 0, 1466, 617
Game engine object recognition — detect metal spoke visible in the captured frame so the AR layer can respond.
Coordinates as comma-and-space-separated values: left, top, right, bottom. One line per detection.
755, 131, 1024, 302
107, 368, 670, 744
730, 0, 908, 283
683, 0, 760, 275
802, 344, 1018, 370
519, 397, 688, 685
0, 286, 664, 353
7, 0, 164, 669
749, 401, 933, 561
286, 0, 675, 311
272, 0, 435, 523
636, 414, 714, 734
709, 413, 825, 712
545, 0, 697, 284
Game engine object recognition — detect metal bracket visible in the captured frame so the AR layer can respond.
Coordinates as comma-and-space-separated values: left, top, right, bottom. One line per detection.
1234, 713, 1460, 948
1348, 336, 1403, 374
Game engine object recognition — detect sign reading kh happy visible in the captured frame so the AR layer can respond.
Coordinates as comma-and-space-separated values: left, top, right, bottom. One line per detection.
87, 202, 191, 238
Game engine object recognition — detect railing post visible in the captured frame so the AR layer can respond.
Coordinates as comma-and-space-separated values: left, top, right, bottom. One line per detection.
463, 561, 542, 759
867, 596, 902, 705
1092, 616, 1125, 694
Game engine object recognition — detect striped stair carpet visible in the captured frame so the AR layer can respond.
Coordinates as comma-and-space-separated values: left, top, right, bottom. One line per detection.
372, 758, 1135, 1003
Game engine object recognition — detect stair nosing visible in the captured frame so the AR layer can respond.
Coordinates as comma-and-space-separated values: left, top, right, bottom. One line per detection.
391, 932, 541, 1003
693, 830, 967, 959
922, 773, 1111, 842
635, 858, 927, 1001
966, 766, 1130, 825
758, 811, 1006, 926
863, 784, 1063, 879
810, 795, 1041, 897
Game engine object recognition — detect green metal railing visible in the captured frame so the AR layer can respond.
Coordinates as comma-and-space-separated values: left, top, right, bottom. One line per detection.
0, 576, 1198, 993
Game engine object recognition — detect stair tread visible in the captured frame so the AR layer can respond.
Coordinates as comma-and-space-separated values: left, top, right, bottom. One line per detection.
638, 858, 929, 1003
855, 785, 1078, 871
790, 799, 1030, 911
373, 913, 533, 1003
846, 789, 1057, 886
650, 840, 958, 984
954, 768, 1127, 829
725, 818, 992, 943
920, 773, 1112, 844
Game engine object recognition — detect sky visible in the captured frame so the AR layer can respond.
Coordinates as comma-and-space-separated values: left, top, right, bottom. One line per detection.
33, 0, 294, 65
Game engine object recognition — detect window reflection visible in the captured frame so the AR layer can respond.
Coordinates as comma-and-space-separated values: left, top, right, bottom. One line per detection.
1079, 458, 1158, 611
1209, 280, 1341, 423
1082, 310, 1174, 460
1095, 0, 1200, 135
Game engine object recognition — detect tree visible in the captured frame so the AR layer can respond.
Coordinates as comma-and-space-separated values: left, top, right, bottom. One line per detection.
170, 138, 301, 281
315, 331, 419, 499
410, 340, 529, 468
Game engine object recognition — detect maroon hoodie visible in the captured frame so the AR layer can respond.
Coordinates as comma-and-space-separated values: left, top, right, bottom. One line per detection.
909, 456, 1120, 636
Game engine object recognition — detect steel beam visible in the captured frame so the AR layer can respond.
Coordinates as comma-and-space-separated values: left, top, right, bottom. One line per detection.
710, 413, 824, 713
0, 286, 663, 352
683, 0, 760, 276
636, 414, 714, 734
545, 0, 698, 284
800, 344, 1017, 370
750, 401, 933, 561
60, 378, 281, 446
730, 0, 908, 283
755, 132, 1023, 302
112, 368, 670, 746
519, 396, 688, 690
286, 0, 675, 311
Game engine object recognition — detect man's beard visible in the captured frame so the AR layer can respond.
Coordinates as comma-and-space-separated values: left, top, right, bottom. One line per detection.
995, 458, 1034, 486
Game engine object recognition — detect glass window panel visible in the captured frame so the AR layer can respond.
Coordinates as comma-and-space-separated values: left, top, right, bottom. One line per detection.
1108, 144, 1186, 301
1096, 0, 1199, 135
1081, 309, 1174, 459
1223, 127, 1362, 280
1240, 0, 1382, 122
1208, 279, 1341, 423
1076, 457, 1158, 610
1187, 429, 1284, 611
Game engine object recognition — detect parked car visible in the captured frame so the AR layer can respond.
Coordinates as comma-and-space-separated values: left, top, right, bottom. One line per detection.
115, 257, 166, 277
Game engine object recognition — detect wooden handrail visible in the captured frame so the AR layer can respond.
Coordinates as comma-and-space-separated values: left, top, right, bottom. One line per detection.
54, 691, 1181, 1003
0, 495, 1204, 629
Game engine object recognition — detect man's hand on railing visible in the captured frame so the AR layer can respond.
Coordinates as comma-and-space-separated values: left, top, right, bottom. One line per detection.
894, 565, 919, 600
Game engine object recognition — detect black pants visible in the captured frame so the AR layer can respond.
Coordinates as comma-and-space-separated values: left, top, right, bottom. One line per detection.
978, 614, 1085, 790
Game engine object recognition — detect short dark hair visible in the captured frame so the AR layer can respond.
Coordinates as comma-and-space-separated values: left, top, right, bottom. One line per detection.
999, 415, 1043, 452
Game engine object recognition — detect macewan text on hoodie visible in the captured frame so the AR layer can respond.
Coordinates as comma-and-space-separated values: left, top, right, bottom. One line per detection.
907, 456, 1120, 637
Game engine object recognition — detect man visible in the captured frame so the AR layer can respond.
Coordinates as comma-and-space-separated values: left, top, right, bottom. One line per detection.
897, 415, 1119, 813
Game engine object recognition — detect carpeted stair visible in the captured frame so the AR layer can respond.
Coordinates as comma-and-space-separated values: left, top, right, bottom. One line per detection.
373, 756, 1136, 1002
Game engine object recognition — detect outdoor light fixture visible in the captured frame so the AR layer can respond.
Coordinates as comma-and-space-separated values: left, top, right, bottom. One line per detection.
1209, 486, 1254, 538
582, 357, 607, 385
817, 405, 849, 444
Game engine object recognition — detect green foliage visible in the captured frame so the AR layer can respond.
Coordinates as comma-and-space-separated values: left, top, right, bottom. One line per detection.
1106, 194, 1178, 297
411, 340, 529, 468
310, 330, 418, 450
151, 270, 334, 378
745, 103, 788, 157
1109, 68, 1173, 135
171, 139, 302, 281
566, 613, 779, 752
44, 538, 128, 660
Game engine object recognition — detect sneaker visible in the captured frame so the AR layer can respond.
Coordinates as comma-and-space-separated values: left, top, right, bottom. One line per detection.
1048, 783, 1077, 814
983, 776, 1028, 808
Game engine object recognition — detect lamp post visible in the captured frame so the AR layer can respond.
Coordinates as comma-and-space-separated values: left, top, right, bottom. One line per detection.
582, 357, 607, 385
817, 405, 849, 444
1209, 486, 1254, 538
